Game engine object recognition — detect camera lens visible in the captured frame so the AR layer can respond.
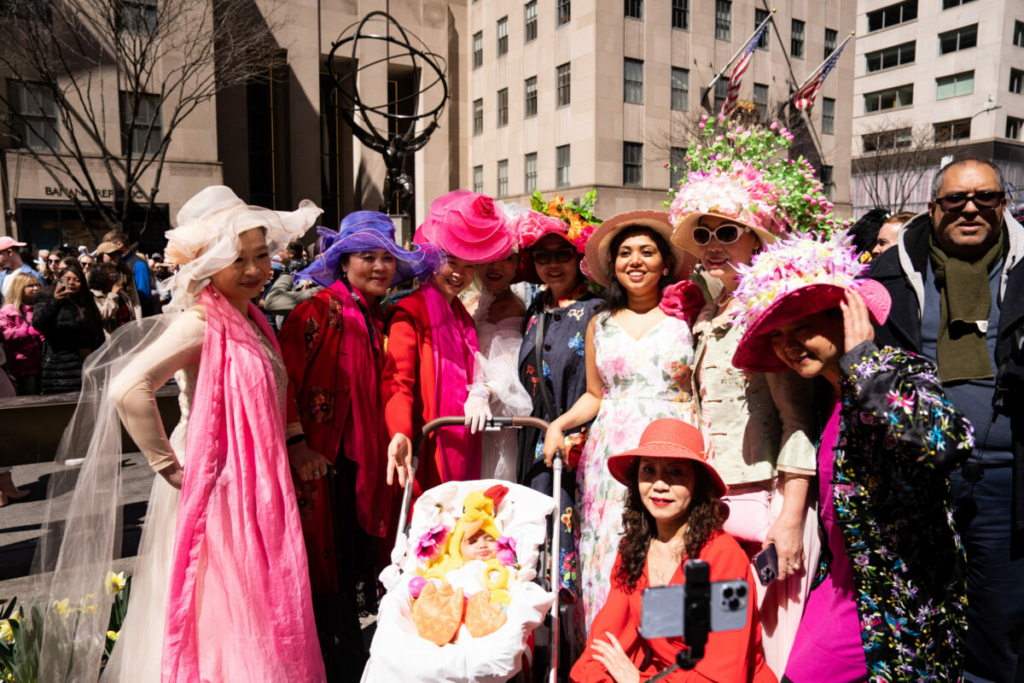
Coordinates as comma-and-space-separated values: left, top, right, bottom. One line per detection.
737, 585, 747, 598
729, 598, 740, 611
723, 587, 734, 599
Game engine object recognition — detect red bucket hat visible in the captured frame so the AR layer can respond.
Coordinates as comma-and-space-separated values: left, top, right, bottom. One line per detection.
731, 234, 891, 373
607, 418, 726, 498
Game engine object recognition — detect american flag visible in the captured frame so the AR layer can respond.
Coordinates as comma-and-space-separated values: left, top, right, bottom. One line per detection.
720, 21, 771, 119
792, 40, 848, 111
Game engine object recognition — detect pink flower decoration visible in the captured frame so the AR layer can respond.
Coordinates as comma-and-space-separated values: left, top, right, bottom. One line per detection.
515, 210, 589, 254
659, 281, 705, 328
415, 190, 515, 261
668, 164, 781, 237
496, 537, 517, 566
415, 524, 449, 563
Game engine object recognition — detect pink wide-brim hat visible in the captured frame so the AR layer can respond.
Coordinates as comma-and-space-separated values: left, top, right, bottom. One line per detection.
414, 190, 515, 263
732, 280, 892, 373
606, 418, 727, 498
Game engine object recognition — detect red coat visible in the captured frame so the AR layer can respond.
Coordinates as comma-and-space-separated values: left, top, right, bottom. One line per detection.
571, 532, 776, 683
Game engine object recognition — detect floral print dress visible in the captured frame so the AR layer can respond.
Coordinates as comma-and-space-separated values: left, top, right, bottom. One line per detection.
576, 312, 697, 633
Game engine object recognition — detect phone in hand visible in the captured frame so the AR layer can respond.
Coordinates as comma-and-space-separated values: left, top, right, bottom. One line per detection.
752, 544, 779, 587
639, 580, 750, 638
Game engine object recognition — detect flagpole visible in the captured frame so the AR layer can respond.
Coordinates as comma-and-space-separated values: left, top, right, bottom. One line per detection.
700, 9, 776, 109
778, 31, 855, 117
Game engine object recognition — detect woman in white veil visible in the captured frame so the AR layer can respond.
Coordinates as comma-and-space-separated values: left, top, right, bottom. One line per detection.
31, 186, 326, 683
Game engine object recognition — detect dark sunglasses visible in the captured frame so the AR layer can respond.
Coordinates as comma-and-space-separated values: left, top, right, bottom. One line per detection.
692, 223, 749, 246
532, 247, 576, 265
936, 190, 1004, 213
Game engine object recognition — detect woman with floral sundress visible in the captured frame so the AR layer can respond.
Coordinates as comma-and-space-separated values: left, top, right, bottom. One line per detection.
542, 210, 702, 635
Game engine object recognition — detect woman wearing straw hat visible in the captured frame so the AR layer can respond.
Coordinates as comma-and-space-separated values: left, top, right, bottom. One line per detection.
383, 191, 516, 494
278, 211, 439, 680
668, 163, 819, 675
732, 234, 970, 683
569, 418, 774, 683
541, 209, 702, 635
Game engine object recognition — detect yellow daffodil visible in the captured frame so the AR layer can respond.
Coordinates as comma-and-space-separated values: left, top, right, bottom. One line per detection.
0, 619, 13, 642
106, 630, 119, 642
53, 598, 70, 616
105, 571, 127, 594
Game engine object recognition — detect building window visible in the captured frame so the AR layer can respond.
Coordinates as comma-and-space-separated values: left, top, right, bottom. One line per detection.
556, 144, 570, 187
120, 0, 157, 35
525, 77, 538, 118
933, 118, 971, 143
936, 71, 974, 100
625, 0, 642, 20
624, 58, 644, 104
671, 68, 689, 111
121, 92, 162, 156
865, 41, 915, 72
623, 142, 643, 186
824, 28, 837, 58
525, 152, 538, 192
755, 9, 770, 49
497, 89, 508, 127
557, 63, 571, 107
473, 165, 484, 193
791, 19, 805, 58
715, 0, 731, 41
525, 1, 538, 42
1015, 21, 1024, 48
1011, 68, 1024, 95
473, 32, 483, 69
672, 0, 688, 30
820, 165, 834, 199
670, 147, 686, 187
754, 83, 769, 119
497, 160, 509, 197
8, 81, 59, 151
939, 24, 977, 55
863, 128, 912, 152
497, 17, 508, 57
473, 99, 483, 135
867, 0, 918, 33
1007, 116, 1023, 140
942, 0, 977, 8
714, 79, 729, 112
822, 97, 835, 135
557, 0, 570, 27
864, 84, 914, 112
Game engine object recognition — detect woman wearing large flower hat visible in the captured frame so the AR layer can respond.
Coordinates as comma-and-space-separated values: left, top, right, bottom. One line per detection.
278, 211, 439, 680
383, 191, 516, 495
731, 234, 970, 683
669, 138, 823, 674
541, 207, 703, 635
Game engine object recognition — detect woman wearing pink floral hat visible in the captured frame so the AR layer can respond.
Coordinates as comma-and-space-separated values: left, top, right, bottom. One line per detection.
731, 234, 970, 683
668, 123, 831, 675
383, 191, 516, 496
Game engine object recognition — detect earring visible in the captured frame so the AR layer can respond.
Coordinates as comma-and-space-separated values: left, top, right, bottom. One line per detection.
662, 268, 669, 276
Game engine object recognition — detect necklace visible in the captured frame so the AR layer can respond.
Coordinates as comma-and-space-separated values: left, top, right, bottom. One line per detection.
648, 537, 685, 587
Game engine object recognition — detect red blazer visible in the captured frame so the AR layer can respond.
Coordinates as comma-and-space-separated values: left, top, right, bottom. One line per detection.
571, 532, 776, 683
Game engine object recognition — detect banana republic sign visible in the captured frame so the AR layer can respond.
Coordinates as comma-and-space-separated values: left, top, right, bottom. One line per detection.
43, 186, 146, 200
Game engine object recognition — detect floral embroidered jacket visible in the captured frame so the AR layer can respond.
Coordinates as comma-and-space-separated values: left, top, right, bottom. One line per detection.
830, 341, 972, 681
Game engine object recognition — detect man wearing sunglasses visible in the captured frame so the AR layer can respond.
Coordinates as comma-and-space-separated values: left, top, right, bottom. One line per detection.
869, 157, 1024, 683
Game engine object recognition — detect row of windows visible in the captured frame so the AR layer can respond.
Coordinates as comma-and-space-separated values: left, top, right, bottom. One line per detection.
865, 67, 1024, 114
866, 21, 1023, 76
624, 0, 691, 30
862, 114, 1023, 152
8, 82, 162, 155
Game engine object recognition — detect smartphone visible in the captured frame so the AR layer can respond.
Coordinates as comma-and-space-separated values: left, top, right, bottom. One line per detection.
752, 544, 779, 587
639, 579, 750, 639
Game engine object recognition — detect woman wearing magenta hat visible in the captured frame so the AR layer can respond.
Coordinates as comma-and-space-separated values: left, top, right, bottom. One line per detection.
732, 234, 971, 683
569, 418, 775, 683
382, 191, 516, 495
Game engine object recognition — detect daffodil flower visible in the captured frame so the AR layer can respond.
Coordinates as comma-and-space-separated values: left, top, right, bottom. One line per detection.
107, 630, 120, 642
105, 571, 127, 594
0, 619, 14, 643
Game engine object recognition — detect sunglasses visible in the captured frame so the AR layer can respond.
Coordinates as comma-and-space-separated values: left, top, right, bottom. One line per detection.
935, 190, 1004, 213
692, 223, 749, 246
532, 247, 576, 265
48, 258, 61, 263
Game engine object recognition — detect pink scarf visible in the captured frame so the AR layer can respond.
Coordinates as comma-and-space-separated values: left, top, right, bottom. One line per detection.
162, 287, 324, 683
421, 281, 481, 480
330, 279, 390, 535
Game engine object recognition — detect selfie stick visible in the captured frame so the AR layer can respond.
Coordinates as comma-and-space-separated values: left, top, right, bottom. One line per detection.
647, 560, 711, 682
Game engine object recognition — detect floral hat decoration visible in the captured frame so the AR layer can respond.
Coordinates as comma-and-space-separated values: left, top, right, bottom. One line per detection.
668, 117, 846, 256
731, 232, 892, 373
515, 190, 602, 283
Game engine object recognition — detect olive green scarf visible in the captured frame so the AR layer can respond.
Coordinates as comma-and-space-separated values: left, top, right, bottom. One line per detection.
929, 230, 1003, 382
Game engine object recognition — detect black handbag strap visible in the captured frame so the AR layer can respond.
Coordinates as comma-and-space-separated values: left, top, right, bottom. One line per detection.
534, 309, 557, 419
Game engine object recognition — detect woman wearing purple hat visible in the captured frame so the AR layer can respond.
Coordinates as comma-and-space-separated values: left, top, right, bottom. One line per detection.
732, 234, 971, 683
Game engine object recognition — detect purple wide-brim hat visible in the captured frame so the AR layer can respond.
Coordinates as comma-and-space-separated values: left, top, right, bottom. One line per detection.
732, 280, 892, 373
298, 211, 441, 288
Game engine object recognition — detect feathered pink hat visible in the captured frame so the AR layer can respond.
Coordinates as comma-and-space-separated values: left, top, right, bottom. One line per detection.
732, 233, 892, 373
415, 191, 515, 262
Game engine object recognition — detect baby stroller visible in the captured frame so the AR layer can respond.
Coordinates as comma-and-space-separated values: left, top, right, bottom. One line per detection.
362, 417, 567, 683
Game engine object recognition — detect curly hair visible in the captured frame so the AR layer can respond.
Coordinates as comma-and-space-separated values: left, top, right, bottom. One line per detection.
613, 458, 726, 593
597, 226, 675, 314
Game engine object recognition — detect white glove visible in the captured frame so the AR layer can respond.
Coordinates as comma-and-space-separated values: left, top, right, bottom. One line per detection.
464, 385, 492, 434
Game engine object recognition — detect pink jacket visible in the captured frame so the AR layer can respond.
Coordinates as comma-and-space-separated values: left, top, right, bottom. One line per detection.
0, 303, 43, 376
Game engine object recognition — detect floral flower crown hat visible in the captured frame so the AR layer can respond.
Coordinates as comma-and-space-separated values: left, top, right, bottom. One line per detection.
731, 233, 892, 373
668, 118, 846, 256
515, 189, 602, 282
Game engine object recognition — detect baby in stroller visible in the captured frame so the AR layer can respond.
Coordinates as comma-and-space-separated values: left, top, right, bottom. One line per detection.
363, 480, 556, 683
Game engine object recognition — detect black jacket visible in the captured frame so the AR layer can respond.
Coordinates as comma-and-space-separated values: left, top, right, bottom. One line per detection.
32, 293, 103, 394
867, 211, 1024, 537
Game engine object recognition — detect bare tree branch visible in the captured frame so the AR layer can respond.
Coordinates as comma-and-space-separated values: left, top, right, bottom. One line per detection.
852, 118, 944, 213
